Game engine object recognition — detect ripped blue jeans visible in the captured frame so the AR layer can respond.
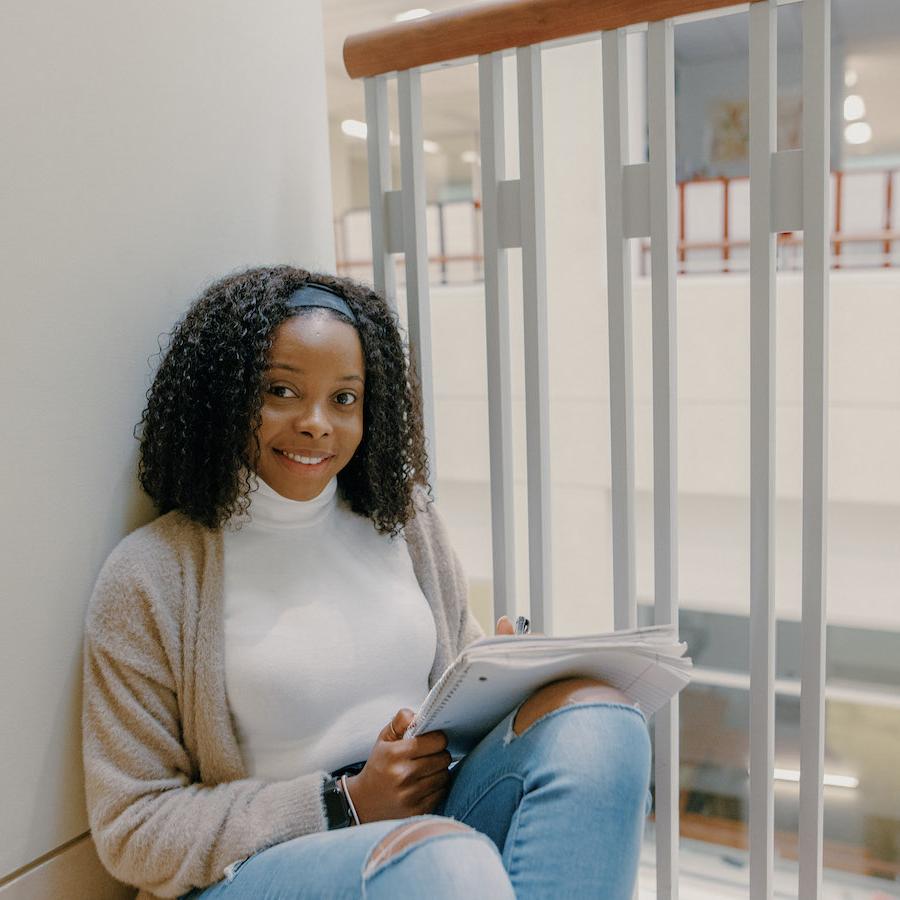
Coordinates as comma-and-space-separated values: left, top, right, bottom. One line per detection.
183, 701, 651, 899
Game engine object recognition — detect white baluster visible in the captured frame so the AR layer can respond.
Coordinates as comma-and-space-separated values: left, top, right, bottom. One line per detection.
516, 44, 553, 634
648, 18, 679, 900
798, 0, 831, 896
397, 69, 437, 481
749, 2, 778, 897
364, 76, 396, 304
601, 28, 637, 632
478, 52, 517, 623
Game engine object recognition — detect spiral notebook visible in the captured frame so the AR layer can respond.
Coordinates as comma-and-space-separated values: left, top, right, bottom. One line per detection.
404, 624, 692, 758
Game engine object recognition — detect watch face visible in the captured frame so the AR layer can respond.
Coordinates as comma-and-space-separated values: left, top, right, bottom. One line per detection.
324, 779, 352, 829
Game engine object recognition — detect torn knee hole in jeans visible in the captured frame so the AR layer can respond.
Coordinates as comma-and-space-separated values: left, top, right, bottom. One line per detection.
504, 700, 570, 744
363, 820, 472, 878
505, 694, 640, 744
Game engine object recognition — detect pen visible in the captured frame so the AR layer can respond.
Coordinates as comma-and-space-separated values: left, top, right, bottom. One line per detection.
514, 615, 530, 635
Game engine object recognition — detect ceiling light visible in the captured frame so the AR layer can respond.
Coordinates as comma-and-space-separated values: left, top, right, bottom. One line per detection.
773, 767, 859, 789
341, 119, 368, 140
843, 94, 866, 121
394, 8, 431, 22
844, 121, 872, 145
343, 119, 439, 154
844, 69, 858, 88
461, 150, 480, 164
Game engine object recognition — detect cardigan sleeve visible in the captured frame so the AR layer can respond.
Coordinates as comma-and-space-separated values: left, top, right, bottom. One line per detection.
411, 488, 485, 653
82, 549, 329, 898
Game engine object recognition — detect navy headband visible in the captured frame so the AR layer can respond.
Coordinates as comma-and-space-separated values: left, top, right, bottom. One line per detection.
284, 283, 357, 325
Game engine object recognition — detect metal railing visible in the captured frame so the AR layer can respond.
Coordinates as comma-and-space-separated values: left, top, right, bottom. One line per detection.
343, 1, 832, 896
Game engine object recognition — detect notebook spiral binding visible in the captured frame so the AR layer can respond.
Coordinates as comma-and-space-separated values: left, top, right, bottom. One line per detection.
415, 661, 472, 731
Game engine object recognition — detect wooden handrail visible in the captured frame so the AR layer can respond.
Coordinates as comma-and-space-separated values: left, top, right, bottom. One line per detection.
344, 0, 765, 79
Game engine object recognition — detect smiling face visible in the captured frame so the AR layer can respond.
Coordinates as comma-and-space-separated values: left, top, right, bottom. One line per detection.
254, 311, 365, 501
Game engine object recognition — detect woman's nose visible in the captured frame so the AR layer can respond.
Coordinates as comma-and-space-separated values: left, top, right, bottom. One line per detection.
292, 402, 331, 437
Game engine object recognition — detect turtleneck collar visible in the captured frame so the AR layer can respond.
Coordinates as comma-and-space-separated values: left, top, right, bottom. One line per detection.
238, 474, 338, 530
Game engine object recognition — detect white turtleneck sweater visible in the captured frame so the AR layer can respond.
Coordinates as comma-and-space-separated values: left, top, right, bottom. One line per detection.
222, 477, 437, 780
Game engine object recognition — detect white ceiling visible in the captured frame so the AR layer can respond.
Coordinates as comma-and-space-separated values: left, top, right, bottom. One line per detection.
322, 0, 900, 147
673, 0, 900, 63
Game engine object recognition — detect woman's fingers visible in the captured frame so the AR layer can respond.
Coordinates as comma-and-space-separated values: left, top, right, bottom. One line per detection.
388, 747, 451, 785
380, 708, 415, 742
413, 785, 449, 815
410, 750, 452, 779
405, 729, 447, 758
406, 768, 450, 801
495, 615, 543, 636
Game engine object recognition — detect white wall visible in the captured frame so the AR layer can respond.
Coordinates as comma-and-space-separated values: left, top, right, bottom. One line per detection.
0, 0, 333, 888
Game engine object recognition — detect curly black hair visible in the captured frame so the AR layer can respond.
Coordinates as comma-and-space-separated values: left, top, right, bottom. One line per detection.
137, 266, 430, 535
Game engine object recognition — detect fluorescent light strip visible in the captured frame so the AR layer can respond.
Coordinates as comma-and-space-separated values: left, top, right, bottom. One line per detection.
340, 118, 368, 140
773, 767, 859, 789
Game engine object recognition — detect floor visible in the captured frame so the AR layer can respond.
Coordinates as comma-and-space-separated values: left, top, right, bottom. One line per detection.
637, 827, 900, 899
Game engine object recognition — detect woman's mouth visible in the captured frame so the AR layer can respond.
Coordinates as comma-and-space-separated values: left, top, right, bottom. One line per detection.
274, 448, 334, 472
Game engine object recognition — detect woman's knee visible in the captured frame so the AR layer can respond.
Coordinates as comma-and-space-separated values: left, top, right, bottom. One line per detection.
574, 704, 651, 804
512, 676, 634, 736
362, 818, 513, 898
364, 819, 470, 874
510, 682, 651, 802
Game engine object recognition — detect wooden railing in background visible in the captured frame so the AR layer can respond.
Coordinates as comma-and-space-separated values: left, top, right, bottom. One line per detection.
343, 0, 768, 78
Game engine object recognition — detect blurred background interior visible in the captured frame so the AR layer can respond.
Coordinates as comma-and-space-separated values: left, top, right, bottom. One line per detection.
322, 2, 900, 897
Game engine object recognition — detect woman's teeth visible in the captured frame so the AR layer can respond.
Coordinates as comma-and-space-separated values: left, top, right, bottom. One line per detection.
281, 451, 328, 465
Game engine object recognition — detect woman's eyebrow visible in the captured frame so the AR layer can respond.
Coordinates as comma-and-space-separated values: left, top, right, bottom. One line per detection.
267, 362, 363, 383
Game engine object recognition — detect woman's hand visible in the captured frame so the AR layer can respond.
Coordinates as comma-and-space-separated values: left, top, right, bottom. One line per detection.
495, 616, 542, 636
344, 709, 451, 823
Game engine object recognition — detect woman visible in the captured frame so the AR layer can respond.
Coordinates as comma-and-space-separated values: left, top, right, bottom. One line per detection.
83, 266, 650, 900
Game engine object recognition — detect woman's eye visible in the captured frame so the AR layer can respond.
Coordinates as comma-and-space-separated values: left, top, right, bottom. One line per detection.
268, 385, 297, 399
334, 391, 357, 406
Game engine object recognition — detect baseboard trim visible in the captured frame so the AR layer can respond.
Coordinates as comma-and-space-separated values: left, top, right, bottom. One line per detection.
0, 833, 134, 900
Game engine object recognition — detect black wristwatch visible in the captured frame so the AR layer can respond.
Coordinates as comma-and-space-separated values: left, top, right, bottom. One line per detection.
322, 777, 354, 829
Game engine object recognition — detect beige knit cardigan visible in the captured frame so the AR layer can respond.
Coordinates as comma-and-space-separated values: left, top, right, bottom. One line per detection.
82, 489, 484, 899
